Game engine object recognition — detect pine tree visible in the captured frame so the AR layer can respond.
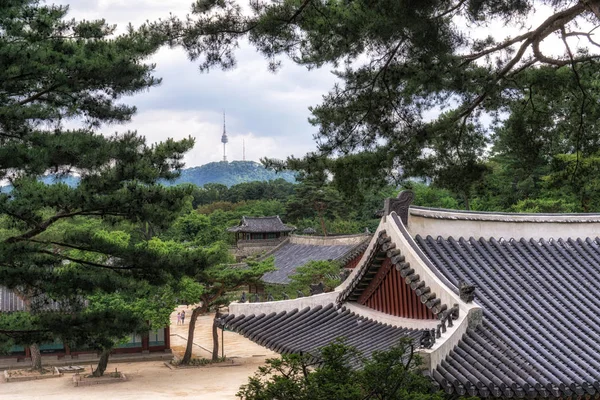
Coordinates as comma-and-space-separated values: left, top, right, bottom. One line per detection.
163, 0, 600, 201
0, 0, 206, 373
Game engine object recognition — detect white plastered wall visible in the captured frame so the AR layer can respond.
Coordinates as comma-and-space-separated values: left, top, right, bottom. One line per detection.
409, 207, 600, 240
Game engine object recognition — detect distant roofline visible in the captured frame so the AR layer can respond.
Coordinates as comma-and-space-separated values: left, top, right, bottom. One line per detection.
410, 205, 600, 221
408, 206, 600, 240
227, 215, 295, 233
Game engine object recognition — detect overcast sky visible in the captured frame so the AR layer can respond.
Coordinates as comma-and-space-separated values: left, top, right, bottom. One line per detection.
54, 1, 582, 168
55, 0, 337, 167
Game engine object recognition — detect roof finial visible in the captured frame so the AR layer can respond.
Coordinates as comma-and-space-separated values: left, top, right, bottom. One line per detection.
221, 111, 228, 162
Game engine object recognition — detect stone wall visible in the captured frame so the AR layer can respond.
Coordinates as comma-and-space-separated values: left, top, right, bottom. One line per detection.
288, 233, 369, 246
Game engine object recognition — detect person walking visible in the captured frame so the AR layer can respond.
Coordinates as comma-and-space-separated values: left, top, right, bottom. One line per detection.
181, 310, 186, 325
176, 312, 181, 325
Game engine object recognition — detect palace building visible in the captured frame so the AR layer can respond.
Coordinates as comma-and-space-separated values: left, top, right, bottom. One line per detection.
220, 191, 600, 398
0, 288, 170, 361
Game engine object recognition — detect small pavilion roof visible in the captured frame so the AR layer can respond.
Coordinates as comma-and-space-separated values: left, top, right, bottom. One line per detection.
261, 236, 370, 284
227, 216, 295, 233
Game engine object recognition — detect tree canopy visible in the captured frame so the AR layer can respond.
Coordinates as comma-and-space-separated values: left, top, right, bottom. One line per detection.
0, 0, 208, 367
237, 338, 442, 400
159, 0, 600, 209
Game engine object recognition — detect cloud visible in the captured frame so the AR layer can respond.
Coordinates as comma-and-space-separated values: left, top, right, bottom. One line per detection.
54, 0, 335, 167
120, 109, 315, 167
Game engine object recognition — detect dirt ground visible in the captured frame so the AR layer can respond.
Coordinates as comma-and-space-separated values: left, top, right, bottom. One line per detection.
1, 306, 277, 400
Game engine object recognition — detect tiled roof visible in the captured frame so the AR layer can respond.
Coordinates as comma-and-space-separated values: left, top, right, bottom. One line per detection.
0, 287, 26, 312
417, 234, 600, 398
337, 228, 453, 320
262, 242, 362, 284
220, 303, 423, 361
0, 286, 66, 312
227, 216, 295, 233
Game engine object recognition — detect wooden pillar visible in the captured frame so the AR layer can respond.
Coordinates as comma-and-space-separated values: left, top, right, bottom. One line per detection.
142, 333, 149, 351
164, 326, 170, 350
25, 346, 31, 358
64, 343, 71, 356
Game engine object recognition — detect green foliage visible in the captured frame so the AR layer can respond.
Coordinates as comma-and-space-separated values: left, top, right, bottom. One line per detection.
176, 256, 274, 364
0, 0, 211, 366
169, 161, 296, 190
543, 153, 600, 212
164, 0, 600, 212
163, 212, 223, 246
510, 198, 578, 214
237, 339, 441, 400
405, 182, 460, 210
288, 260, 343, 294
171, 356, 227, 366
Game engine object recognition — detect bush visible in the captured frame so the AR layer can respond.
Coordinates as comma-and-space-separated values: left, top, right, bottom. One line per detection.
237, 339, 443, 400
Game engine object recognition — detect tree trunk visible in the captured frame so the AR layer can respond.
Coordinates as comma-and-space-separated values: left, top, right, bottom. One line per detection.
212, 310, 221, 361
181, 306, 203, 365
30, 343, 42, 371
463, 193, 471, 211
318, 211, 327, 236
92, 348, 111, 377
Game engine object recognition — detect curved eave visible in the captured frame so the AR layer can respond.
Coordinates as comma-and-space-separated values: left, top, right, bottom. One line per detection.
335, 213, 481, 370
221, 302, 424, 361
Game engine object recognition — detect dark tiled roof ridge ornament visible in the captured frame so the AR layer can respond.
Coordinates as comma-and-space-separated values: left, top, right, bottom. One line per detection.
384, 190, 415, 226
420, 329, 436, 349
458, 281, 476, 303
302, 227, 317, 235
310, 282, 325, 295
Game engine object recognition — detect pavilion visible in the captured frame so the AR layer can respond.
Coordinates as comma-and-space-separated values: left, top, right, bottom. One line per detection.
0, 287, 170, 361
220, 191, 600, 398
227, 216, 295, 256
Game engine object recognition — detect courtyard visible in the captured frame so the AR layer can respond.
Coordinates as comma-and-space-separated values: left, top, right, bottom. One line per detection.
0, 306, 276, 400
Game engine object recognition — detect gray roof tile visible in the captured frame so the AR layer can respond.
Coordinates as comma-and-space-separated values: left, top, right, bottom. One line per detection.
227, 216, 295, 233
221, 303, 423, 360
417, 235, 600, 398
262, 242, 364, 284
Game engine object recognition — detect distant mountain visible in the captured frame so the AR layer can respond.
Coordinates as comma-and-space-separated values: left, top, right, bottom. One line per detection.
1, 161, 295, 191
168, 161, 296, 187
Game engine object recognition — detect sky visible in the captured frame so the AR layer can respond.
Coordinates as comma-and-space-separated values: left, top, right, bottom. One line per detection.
55, 0, 338, 167
53, 1, 586, 168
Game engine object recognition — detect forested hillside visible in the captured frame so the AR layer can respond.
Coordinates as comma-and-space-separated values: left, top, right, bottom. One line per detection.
168, 161, 296, 187
2, 161, 296, 191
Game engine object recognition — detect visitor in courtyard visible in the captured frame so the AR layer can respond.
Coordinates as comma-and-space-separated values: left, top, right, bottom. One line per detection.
177, 311, 181, 325
181, 310, 186, 324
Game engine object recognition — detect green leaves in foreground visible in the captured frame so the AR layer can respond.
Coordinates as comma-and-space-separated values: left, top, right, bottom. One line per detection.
237, 338, 442, 400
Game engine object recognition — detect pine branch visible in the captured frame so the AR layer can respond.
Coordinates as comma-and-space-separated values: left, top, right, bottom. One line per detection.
17, 83, 65, 106
35, 249, 134, 271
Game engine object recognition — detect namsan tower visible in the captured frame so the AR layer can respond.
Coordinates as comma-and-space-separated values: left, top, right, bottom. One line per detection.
221, 111, 228, 162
